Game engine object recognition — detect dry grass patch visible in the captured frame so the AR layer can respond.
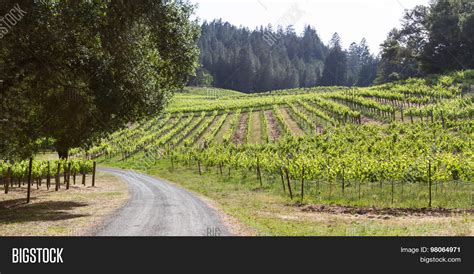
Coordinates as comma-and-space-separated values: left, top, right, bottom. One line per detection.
0, 171, 128, 236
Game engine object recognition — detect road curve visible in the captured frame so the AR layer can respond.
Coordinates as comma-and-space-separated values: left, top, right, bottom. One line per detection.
94, 168, 231, 236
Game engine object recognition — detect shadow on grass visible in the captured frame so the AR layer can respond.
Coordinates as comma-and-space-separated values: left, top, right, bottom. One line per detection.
0, 199, 89, 224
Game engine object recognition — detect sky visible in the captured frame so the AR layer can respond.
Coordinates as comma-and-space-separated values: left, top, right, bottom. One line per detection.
190, 0, 431, 54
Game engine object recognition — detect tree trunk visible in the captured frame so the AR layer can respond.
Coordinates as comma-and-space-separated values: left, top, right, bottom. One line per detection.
57, 148, 69, 160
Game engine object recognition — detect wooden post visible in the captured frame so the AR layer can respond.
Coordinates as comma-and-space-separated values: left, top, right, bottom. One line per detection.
428, 161, 432, 208
329, 179, 332, 201
5, 167, 10, 194
73, 171, 76, 185
66, 162, 71, 190
92, 161, 96, 187
63, 165, 67, 184
198, 160, 202, 175
391, 181, 394, 204
301, 166, 305, 200
82, 172, 86, 186
341, 167, 345, 195
401, 180, 404, 202
10, 167, 13, 188
256, 158, 262, 187
46, 161, 50, 190
280, 168, 286, 193
67, 162, 71, 187
285, 168, 293, 200
400, 109, 404, 122
358, 181, 361, 200
55, 162, 60, 191
26, 158, 33, 203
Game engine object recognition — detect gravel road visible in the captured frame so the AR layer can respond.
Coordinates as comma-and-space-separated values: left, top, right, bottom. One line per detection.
94, 168, 231, 236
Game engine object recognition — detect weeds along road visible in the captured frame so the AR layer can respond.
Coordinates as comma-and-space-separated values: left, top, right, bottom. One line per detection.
94, 168, 231, 236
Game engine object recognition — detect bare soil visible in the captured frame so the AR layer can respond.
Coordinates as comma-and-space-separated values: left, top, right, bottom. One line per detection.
316, 125, 324, 134
298, 204, 474, 218
233, 112, 248, 145
264, 110, 280, 141
360, 115, 383, 125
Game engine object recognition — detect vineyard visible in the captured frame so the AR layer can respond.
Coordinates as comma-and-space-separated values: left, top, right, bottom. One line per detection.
81, 71, 473, 209
0, 158, 96, 203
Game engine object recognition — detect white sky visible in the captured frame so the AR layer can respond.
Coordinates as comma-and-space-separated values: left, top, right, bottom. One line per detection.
191, 0, 431, 54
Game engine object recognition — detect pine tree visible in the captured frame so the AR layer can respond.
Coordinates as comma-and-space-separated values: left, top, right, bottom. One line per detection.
320, 33, 347, 86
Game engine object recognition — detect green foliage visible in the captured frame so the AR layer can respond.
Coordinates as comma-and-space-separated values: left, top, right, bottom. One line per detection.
376, 0, 474, 83
187, 67, 214, 87
0, 159, 94, 180
0, 0, 200, 159
81, 71, 473, 209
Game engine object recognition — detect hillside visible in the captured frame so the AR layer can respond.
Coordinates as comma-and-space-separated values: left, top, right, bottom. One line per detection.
82, 71, 473, 211
178, 87, 246, 97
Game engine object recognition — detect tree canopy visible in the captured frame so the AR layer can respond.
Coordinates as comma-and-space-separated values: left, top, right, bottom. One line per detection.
0, 0, 200, 159
376, 0, 474, 83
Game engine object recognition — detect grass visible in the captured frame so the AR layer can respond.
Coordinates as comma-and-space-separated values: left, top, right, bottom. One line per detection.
101, 157, 473, 236
279, 107, 304, 136
0, 171, 128, 236
213, 113, 234, 144
250, 111, 263, 144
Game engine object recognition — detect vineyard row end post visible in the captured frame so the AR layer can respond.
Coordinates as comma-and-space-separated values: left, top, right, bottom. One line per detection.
5, 167, 11, 194
55, 162, 60, 191
26, 157, 33, 204
92, 161, 96, 187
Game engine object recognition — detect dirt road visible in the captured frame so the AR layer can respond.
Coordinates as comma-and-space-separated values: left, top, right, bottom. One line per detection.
94, 168, 231, 236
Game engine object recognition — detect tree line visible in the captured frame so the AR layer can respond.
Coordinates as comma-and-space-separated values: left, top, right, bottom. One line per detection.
190, 0, 474, 92
189, 20, 378, 92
